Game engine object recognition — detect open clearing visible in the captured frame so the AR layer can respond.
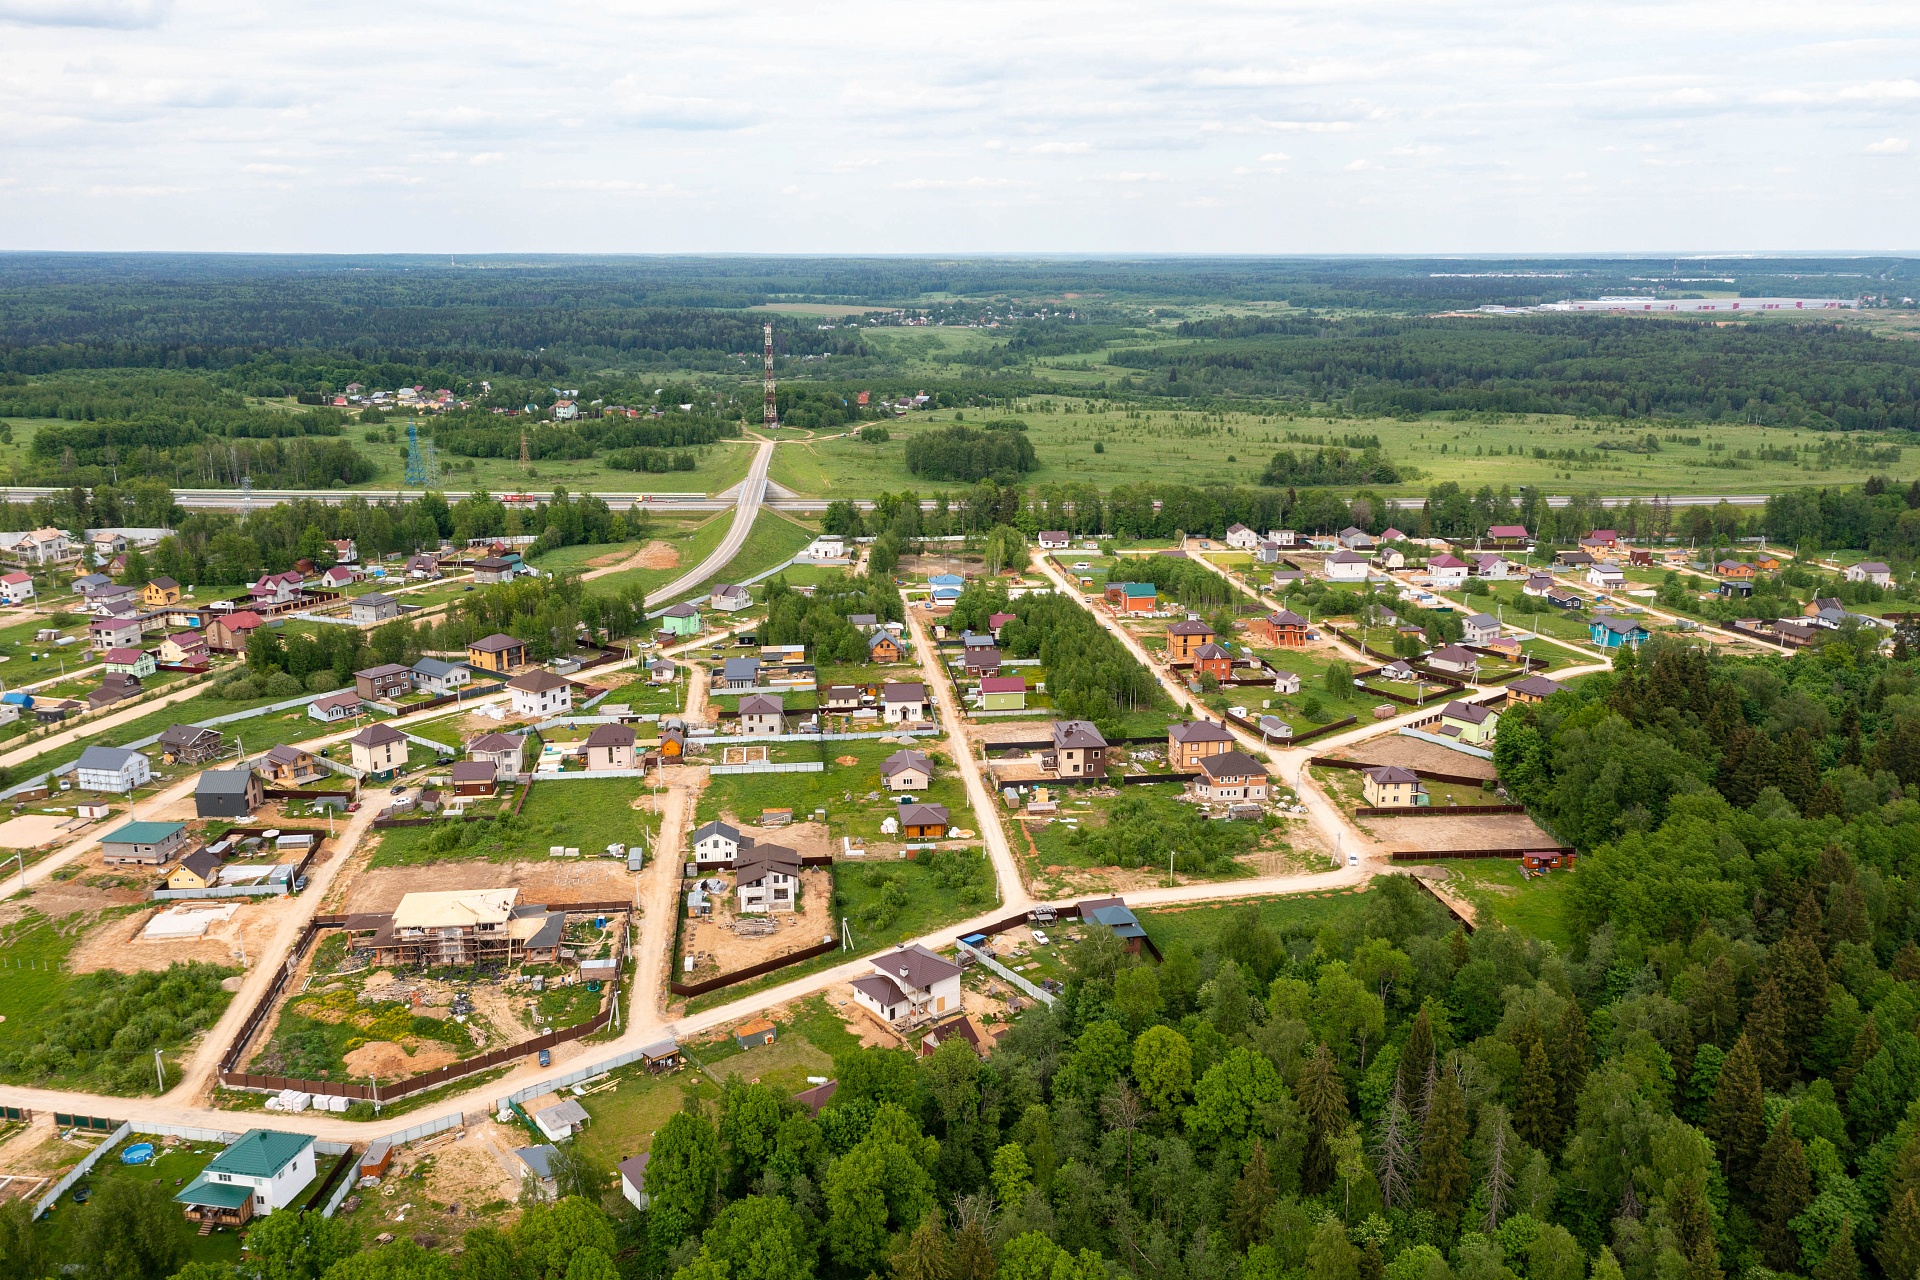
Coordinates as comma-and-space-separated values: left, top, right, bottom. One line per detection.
1329, 735, 1499, 780
1365, 811, 1556, 850
343, 859, 632, 913
0, 815, 81, 848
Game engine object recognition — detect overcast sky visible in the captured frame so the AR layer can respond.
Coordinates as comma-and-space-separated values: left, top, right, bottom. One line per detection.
3, 0, 1917, 254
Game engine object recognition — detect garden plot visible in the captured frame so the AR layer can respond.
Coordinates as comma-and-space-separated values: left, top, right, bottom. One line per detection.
680, 865, 834, 981
1365, 810, 1558, 851
1327, 735, 1499, 781
1014, 779, 1290, 898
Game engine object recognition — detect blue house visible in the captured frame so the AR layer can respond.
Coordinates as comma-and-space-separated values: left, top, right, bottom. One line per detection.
1589, 615, 1649, 649
928, 573, 964, 604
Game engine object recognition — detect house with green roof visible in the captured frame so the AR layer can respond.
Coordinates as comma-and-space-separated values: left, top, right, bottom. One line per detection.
175, 1129, 316, 1229
98, 820, 192, 866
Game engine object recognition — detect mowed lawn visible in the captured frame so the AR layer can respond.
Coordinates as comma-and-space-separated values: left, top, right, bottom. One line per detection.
1407, 858, 1574, 948
369, 775, 656, 866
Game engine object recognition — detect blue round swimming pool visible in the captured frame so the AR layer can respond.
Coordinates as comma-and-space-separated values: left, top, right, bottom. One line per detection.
120, 1143, 155, 1165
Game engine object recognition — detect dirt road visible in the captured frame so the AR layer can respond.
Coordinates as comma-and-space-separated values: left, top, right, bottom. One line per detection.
902, 606, 1030, 910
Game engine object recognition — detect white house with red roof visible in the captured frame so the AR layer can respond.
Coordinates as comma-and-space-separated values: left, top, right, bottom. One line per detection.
249, 571, 304, 605
1426, 554, 1468, 587
0, 572, 33, 605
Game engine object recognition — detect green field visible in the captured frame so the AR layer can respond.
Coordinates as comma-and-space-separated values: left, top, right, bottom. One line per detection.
339, 421, 758, 496
1137, 888, 1375, 952
695, 740, 970, 838
766, 398, 1914, 499
1404, 859, 1573, 948
368, 775, 658, 867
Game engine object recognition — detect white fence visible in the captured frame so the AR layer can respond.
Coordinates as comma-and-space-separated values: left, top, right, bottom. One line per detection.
957, 940, 1056, 1006
33, 1121, 130, 1219
709, 761, 824, 776
153, 883, 288, 901
496, 1044, 660, 1111
1398, 726, 1496, 760
530, 768, 652, 781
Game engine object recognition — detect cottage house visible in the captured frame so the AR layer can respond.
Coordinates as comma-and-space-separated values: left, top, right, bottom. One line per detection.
411, 657, 471, 695
882, 682, 929, 723
257, 744, 321, 785
719, 657, 762, 691
1462, 613, 1500, 646
649, 659, 678, 685
87, 673, 141, 711
1249, 609, 1310, 649
1426, 554, 1469, 587
319, 565, 356, 591
75, 745, 151, 793
882, 749, 932, 792
739, 693, 785, 735
693, 820, 741, 866
978, 675, 1026, 710
349, 722, 408, 779
1437, 700, 1499, 745
900, 802, 950, 838
355, 663, 413, 701
867, 630, 904, 662
1848, 561, 1894, 587
1509, 675, 1563, 705
207, 610, 265, 653
469, 732, 528, 778
660, 603, 703, 637
249, 571, 304, 605
89, 616, 142, 653
157, 631, 209, 666
1225, 524, 1261, 550
1589, 615, 1649, 649
709, 583, 751, 612
1165, 618, 1216, 661
1037, 531, 1070, 550
823, 684, 860, 711
1587, 564, 1627, 590
1426, 645, 1480, 676
167, 848, 224, 891
585, 723, 638, 770
467, 632, 530, 672
175, 1130, 316, 1230
142, 577, 181, 607
471, 557, 515, 585
99, 820, 191, 866
507, 671, 572, 718
736, 843, 802, 913
1337, 526, 1375, 551
1324, 551, 1370, 582
1192, 642, 1234, 682
1521, 574, 1554, 598
349, 592, 400, 625
1048, 720, 1107, 777
1555, 550, 1595, 568
851, 945, 964, 1028
308, 690, 363, 722
0, 572, 32, 605
1168, 720, 1234, 770
104, 647, 157, 678
1194, 750, 1270, 803
1362, 765, 1427, 808
1486, 524, 1532, 548
961, 646, 1001, 677
406, 554, 442, 580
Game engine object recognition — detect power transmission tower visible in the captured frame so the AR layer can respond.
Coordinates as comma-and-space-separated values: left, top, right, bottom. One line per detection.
404, 422, 428, 487
520, 429, 531, 473
763, 323, 778, 429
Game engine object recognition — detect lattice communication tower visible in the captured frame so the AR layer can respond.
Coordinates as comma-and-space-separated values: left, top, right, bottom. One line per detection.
763, 323, 778, 429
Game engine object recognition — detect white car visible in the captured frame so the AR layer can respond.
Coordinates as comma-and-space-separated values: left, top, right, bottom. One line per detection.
1073, 562, 1090, 571
1031, 929, 1051, 946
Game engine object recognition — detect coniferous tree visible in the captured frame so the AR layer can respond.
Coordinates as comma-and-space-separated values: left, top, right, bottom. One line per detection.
1359, 1240, 1386, 1280
1515, 1037, 1558, 1151
1299, 1044, 1351, 1195
1553, 999, 1590, 1133
1837, 1013, 1881, 1104
1667, 1174, 1724, 1280
1690, 955, 1739, 1047
1479, 1105, 1516, 1233
1417, 1064, 1470, 1222
951, 1196, 995, 1280
1747, 976, 1792, 1090
1397, 1007, 1436, 1114
893, 1212, 955, 1280
1893, 941, 1920, 983
1774, 931, 1831, 1050
1709, 1035, 1767, 1194
1878, 1190, 1920, 1280
1755, 1123, 1813, 1271
1228, 1142, 1275, 1253
1372, 1076, 1417, 1212
1817, 1219, 1860, 1280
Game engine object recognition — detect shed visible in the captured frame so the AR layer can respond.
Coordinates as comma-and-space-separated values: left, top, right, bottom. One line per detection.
734, 1018, 777, 1049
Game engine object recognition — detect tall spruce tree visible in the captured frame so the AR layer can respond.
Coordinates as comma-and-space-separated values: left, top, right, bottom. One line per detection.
1879, 1190, 1920, 1280
1817, 1219, 1861, 1280
1553, 998, 1590, 1133
1298, 1043, 1350, 1195
1372, 1076, 1417, 1212
1755, 1123, 1812, 1271
1746, 976, 1792, 1090
1515, 1037, 1558, 1151
1417, 1063, 1470, 1222
1668, 1174, 1724, 1280
1228, 1142, 1275, 1253
1837, 1013, 1881, 1104
1398, 1007, 1436, 1113
1709, 1035, 1766, 1195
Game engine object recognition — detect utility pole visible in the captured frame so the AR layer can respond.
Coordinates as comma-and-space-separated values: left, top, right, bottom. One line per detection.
154, 1048, 165, 1092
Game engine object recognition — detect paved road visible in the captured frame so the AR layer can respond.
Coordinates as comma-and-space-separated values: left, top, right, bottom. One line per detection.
636, 439, 776, 606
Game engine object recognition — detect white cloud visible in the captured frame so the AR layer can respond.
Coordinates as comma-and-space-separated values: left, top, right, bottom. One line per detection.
4, 0, 1920, 250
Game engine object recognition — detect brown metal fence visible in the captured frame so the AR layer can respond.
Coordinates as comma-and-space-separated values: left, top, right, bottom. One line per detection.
1274, 715, 1358, 746
1308, 757, 1489, 787
670, 938, 841, 998
1355, 803, 1526, 818
1389, 846, 1573, 861
217, 901, 634, 1101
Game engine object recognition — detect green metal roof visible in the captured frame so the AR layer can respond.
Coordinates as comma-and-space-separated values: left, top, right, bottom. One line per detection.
175, 1174, 253, 1210
102, 821, 185, 846
205, 1128, 312, 1178
1121, 583, 1156, 598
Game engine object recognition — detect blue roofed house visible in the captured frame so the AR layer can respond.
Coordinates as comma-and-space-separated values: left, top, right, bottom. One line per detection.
1589, 615, 1649, 649
1084, 901, 1148, 954
929, 573, 964, 604
176, 1129, 316, 1230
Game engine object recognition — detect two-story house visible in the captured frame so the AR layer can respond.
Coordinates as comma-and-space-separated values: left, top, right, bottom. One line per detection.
1048, 720, 1107, 777
175, 1130, 317, 1230
1165, 618, 1216, 661
507, 671, 572, 718
739, 693, 785, 735
692, 820, 741, 867
1168, 720, 1234, 771
468, 732, 528, 779
350, 722, 408, 780
356, 663, 414, 702
1437, 700, 1499, 746
851, 944, 964, 1030
1362, 764, 1428, 808
585, 723, 638, 770
736, 842, 802, 913
1194, 750, 1270, 803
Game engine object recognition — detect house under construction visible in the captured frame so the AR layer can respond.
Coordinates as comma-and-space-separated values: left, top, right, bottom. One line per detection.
346, 888, 569, 968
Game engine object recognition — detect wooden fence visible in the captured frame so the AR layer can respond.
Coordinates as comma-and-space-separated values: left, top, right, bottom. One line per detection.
1308, 757, 1489, 787
1355, 803, 1527, 818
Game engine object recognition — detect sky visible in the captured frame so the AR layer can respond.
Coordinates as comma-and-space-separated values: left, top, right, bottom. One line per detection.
2, 0, 1918, 254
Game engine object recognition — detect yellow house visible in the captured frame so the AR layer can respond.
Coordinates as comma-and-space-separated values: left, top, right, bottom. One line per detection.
142, 577, 182, 607
166, 849, 221, 890
1362, 765, 1428, 808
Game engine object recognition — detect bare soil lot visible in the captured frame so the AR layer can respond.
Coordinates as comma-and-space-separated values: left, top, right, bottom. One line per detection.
0, 814, 84, 849
1330, 735, 1497, 780
1365, 811, 1555, 852
344, 859, 632, 914
682, 866, 833, 977
69, 896, 298, 974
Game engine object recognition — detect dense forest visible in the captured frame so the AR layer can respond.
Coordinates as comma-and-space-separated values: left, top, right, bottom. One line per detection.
906, 423, 1042, 483
1109, 317, 1920, 430
948, 580, 1163, 735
